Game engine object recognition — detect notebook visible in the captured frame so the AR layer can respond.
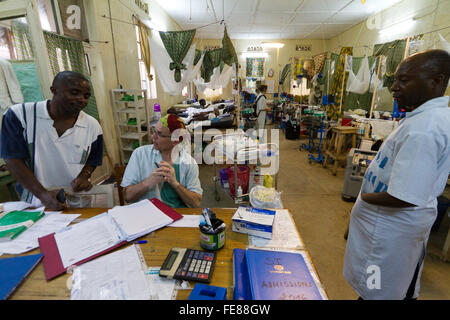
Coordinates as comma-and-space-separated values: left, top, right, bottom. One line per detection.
0, 210, 45, 242
232, 248, 252, 300
245, 248, 327, 300
0, 254, 43, 299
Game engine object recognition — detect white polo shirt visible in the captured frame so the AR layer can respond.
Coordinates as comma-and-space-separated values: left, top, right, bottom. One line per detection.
1, 100, 103, 205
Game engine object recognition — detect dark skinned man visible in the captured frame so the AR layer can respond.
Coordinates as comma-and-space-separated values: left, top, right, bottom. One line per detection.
343, 49, 450, 300
1, 71, 103, 210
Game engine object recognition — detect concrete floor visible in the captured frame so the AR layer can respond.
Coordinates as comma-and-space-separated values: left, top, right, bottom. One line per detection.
198, 126, 450, 300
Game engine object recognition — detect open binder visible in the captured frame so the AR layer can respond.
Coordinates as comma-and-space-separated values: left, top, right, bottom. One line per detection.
39, 198, 182, 280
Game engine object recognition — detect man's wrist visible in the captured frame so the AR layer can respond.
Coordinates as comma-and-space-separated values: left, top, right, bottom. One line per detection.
78, 169, 92, 179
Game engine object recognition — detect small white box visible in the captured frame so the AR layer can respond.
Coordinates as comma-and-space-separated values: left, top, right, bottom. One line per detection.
232, 206, 275, 239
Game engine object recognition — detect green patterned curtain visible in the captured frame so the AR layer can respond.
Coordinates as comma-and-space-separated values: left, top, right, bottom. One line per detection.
327, 47, 353, 120
279, 63, 291, 85
373, 39, 407, 91
194, 49, 202, 66
11, 20, 34, 60
200, 50, 213, 83
159, 29, 196, 82
221, 26, 237, 66
343, 56, 377, 111
43, 31, 99, 121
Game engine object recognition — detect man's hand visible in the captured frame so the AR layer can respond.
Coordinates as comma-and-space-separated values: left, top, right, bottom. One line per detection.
39, 190, 68, 211
71, 175, 93, 192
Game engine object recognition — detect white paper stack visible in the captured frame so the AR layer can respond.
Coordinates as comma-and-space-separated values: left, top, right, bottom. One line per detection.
71, 245, 151, 300
108, 200, 175, 241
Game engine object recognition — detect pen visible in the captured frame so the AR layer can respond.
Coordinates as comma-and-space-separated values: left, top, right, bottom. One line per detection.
134, 240, 147, 244
155, 162, 159, 168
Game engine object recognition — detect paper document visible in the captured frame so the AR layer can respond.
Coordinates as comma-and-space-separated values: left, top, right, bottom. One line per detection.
0, 213, 79, 256
168, 215, 201, 228
146, 267, 177, 300
54, 213, 125, 268
108, 200, 174, 240
71, 245, 151, 300
249, 209, 304, 249
1, 201, 32, 213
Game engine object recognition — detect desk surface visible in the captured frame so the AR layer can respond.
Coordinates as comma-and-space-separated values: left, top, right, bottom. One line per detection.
6, 208, 252, 300
6, 207, 322, 300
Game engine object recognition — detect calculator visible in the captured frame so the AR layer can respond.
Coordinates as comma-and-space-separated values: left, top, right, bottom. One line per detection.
159, 248, 216, 283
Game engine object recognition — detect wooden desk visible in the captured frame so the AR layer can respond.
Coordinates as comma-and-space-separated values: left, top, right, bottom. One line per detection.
7, 208, 250, 300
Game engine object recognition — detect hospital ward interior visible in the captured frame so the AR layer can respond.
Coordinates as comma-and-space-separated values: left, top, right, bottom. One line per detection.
0, 0, 449, 301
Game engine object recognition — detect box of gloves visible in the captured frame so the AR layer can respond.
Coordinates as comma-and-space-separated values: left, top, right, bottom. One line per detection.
231, 206, 275, 239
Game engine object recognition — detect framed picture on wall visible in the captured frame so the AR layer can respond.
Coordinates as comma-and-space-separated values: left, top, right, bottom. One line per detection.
268, 68, 274, 78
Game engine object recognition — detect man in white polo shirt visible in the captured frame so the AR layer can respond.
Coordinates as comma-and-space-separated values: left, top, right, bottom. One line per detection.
0, 71, 103, 210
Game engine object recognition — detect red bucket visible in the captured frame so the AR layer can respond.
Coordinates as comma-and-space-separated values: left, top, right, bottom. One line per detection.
226, 165, 250, 196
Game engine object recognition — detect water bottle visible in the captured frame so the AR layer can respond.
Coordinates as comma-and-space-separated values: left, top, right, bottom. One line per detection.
236, 186, 243, 198
154, 103, 161, 121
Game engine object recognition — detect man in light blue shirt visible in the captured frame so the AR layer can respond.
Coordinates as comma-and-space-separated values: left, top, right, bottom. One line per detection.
344, 49, 450, 300
121, 114, 202, 208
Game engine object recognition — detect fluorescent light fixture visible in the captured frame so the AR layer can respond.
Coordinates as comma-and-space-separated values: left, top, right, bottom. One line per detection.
379, 18, 415, 37
242, 52, 269, 58
260, 42, 285, 48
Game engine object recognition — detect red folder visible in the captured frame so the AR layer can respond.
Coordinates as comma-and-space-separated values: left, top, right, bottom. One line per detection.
38, 233, 126, 281
38, 198, 183, 281
149, 198, 183, 222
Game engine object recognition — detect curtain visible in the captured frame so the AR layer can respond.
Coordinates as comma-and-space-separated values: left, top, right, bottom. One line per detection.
313, 52, 327, 75
328, 47, 353, 120
343, 55, 377, 112
159, 29, 196, 82
135, 18, 153, 81
246, 58, 264, 78
43, 31, 99, 121
373, 39, 406, 91
11, 21, 34, 60
148, 35, 202, 95
221, 26, 238, 67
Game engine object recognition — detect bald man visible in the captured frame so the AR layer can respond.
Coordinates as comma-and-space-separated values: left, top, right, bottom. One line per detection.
343, 50, 450, 300
1, 71, 103, 210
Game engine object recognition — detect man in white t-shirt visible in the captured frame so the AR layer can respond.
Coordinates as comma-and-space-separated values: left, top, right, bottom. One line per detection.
1, 71, 103, 210
343, 49, 450, 300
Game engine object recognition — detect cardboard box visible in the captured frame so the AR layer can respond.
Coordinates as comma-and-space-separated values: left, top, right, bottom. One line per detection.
231, 206, 275, 239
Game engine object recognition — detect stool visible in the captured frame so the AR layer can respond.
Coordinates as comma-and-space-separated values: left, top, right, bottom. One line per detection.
323, 126, 357, 175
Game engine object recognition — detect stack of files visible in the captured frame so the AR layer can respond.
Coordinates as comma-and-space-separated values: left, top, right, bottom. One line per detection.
70, 245, 151, 300
0, 209, 45, 241
39, 198, 183, 280
0, 254, 43, 300
107, 198, 182, 241
233, 248, 328, 300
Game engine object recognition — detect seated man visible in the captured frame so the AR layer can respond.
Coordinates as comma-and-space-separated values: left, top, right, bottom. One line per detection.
121, 114, 202, 208
0, 71, 103, 210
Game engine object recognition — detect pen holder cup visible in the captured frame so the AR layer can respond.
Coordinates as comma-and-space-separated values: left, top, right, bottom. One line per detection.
199, 218, 226, 251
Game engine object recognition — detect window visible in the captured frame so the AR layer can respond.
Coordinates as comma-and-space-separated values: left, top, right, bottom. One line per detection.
135, 26, 156, 99
36, 0, 57, 32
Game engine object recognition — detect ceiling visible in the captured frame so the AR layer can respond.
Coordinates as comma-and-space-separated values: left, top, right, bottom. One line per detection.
153, 0, 401, 40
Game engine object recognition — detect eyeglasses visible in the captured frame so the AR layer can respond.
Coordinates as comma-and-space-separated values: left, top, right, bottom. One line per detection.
150, 126, 171, 138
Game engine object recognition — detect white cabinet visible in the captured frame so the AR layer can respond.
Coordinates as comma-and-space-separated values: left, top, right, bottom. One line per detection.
111, 89, 151, 165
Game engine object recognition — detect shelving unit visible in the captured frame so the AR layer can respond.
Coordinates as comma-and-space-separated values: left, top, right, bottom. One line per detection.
111, 89, 151, 165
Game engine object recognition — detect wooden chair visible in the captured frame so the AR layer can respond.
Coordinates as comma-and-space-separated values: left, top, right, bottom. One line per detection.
113, 165, 127, 206
323, 126, 358, 175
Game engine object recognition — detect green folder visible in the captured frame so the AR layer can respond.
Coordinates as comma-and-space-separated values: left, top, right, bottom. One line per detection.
0, 210, 45, 242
